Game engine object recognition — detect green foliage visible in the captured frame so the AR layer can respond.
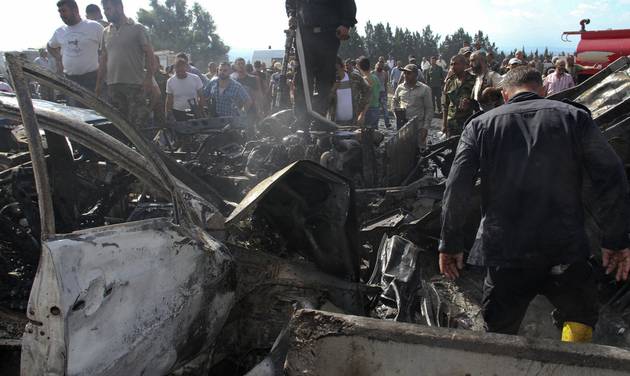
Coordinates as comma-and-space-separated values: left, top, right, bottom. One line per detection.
338, 22, 552, 67
438, 28, 473, 62
338, 27, 366, 58
137, 0, 229, 68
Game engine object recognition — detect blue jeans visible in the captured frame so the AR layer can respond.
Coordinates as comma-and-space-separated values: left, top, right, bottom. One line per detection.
365, 107, 380, 129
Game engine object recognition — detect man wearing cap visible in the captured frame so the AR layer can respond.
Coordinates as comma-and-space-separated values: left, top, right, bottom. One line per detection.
442, 54, 475, 137
393, 64, 433, 150
459, 46, 473, 60
286, 0, 357, 123
398, 55, 425, 85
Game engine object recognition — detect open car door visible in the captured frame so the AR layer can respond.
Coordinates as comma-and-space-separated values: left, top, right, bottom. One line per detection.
5, 53, 235, 375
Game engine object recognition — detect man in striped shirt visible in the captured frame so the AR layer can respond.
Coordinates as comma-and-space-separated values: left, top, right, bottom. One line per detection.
543, 59, 574, 95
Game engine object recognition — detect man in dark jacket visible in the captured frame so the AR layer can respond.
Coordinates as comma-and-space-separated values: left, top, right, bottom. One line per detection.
286, 0, 357, 123
439, 67, 630, 342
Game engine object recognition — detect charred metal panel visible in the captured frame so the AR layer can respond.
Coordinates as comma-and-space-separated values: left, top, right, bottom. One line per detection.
383, 119, 418, 186
21, 218, 235, 375
227, 160, 360, 282
549, 56, 630, 128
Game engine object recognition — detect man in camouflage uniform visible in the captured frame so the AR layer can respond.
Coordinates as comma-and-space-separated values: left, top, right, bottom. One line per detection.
442, 54, 475, 137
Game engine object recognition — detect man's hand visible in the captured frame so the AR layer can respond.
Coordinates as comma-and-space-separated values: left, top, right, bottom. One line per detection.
336, 26, 350, 41
288, 16, 297, 30
439, 252, 464, 280
603, 248, 630, 282
357, 111, 365, 126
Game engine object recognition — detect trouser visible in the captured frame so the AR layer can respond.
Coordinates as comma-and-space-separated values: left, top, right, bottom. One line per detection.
108, 83, 149, 131
294, 27, 340, 126
172, 109, 189, 122
378, 91, 390, 126
364, 107, 380, 129
66, 70, 97, 91
66, 70, 98, 107
481, 261, 598, 335
447, 118, 465, 137
430, 86, 442, 113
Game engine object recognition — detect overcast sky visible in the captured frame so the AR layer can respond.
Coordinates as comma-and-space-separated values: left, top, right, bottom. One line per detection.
2, 0, 629, 57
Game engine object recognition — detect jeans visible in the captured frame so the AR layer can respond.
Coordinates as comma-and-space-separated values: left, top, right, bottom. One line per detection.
364, 107, 380, 129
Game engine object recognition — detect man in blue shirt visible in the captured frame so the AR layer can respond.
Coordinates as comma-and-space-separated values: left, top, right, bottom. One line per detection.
389, 60, 403, 91
204, 62, 252, 118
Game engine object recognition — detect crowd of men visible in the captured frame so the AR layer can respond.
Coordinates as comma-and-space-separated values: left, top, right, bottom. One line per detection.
32, 0, 283, 132
14, 0, 601, 150
6, 0, 630, 346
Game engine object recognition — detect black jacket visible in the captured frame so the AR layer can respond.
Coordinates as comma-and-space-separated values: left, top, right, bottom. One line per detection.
286, 0, 357, 28
440, 92, 630, 267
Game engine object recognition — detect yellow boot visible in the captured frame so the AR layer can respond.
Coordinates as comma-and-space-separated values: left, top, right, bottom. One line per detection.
561, 321, 593, 343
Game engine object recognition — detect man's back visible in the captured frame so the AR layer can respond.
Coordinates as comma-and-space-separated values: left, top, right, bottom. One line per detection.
286, 0, 357, 28
444, 92, 628, 267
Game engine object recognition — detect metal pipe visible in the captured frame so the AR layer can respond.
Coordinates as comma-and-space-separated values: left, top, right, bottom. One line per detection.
5, 53, 56, 238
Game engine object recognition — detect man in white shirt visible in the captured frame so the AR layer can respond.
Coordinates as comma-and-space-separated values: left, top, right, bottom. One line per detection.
328, 56, 370, 125
421, 57, 431, 72
47, 0, 103, 92
165, 58, 204, 121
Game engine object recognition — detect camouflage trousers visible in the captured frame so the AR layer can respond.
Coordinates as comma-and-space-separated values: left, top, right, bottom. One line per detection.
108, 83, 150, 130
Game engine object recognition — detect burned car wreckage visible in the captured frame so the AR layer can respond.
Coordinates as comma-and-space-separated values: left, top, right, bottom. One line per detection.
2, 53, 630, 376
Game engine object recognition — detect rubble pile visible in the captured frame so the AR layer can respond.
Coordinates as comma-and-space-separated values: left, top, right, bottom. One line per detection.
1, 54, 630, 376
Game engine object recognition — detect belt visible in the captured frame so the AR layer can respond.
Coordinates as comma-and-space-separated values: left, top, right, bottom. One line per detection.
305, 26, 336, 33
66, 70, 98, 79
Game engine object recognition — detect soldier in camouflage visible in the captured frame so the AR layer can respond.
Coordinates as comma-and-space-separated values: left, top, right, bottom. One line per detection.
442, 54, 475, 137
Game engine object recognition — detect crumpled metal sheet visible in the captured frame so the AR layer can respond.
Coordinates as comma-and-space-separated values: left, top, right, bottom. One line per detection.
368, 235, 423, 322
574, 66, 630, 119
227, 160, 360, 281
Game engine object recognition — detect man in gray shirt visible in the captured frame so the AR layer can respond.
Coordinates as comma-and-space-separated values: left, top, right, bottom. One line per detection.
96, 0, 154, 130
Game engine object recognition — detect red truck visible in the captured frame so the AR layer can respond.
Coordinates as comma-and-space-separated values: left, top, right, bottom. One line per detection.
562, 19, 630, 81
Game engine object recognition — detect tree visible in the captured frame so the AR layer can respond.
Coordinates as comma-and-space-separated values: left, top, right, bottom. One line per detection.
137, 0, 229, 68
420, 25, 440, 59
439, 28, 472, 62
472, 30, 497, 53
338, 27, 366, 59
